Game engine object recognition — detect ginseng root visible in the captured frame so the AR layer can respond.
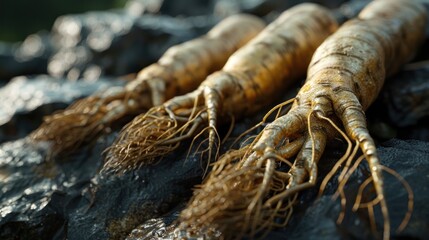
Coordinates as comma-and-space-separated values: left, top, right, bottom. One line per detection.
103, 3, 339, 173
177, 0, 427, 239
29, 14, 265, 156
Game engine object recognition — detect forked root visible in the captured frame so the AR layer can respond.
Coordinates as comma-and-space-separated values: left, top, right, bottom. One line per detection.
342, 163, 414, 237
178, 148, 297, 239
314, 113, 393, 240
178, 105, 412, 239
177, 102, 307, 239
103, 85, 229, 174
102, 102, 219, 173
316, 116, 413, 240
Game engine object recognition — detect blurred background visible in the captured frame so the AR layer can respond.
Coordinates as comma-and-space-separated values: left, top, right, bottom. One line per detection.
0, 0, 127, 42
1, 0, 355, 82
0, 0, 351, 42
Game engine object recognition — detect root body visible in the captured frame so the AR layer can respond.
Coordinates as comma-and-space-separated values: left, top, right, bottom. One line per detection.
104, 3, 338, 173
177, 0, 427, 239
30, 14, 265, 156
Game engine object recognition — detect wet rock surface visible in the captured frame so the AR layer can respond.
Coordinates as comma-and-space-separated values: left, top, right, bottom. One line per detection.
0, 0, 429, 239
0, 131, 205, 240
0, 137, 105, 240
382, 64, 429, 127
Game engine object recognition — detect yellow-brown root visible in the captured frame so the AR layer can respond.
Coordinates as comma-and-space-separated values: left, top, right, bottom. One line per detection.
29, 14, 266, 158
178, 147, 297, 239
103, 104, 210, 173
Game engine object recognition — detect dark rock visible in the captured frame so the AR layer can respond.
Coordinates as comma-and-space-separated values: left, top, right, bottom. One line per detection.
67, 140, 204, 240
331, 0, 372, 24
382, 64, 429, 127
367, 62, 429, 141
0, 137, 103, 240
0, 131, 204, 240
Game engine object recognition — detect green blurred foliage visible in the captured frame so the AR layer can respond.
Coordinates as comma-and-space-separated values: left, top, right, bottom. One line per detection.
0, 0, 128, 42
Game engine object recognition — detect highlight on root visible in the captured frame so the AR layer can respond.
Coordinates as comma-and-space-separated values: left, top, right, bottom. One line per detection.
102, 2, 339, 174
178, 145, 298, 239
103, 92, 222, 174
29, 13, 266, 157
175, 0, 426, 238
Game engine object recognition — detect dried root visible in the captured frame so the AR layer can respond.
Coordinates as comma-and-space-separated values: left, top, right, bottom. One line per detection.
103, 93, 215, 173
30, 87, 150, 156
179, 145, 298, 239
29, 14, 265, 157
177, 108, 324, 239
177, 0, 426, 239
103, 3, 338, 173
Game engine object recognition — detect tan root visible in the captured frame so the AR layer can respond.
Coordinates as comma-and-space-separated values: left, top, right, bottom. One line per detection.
29, 13, 266, 157
103, 3, 339, 174
177, 0, 426, 239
